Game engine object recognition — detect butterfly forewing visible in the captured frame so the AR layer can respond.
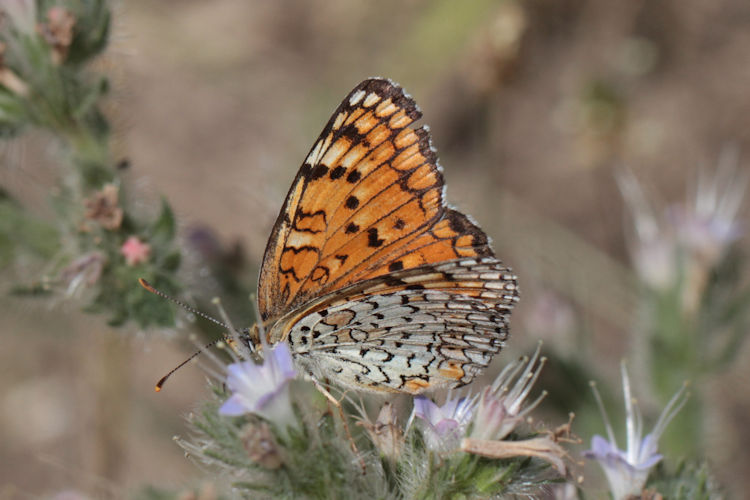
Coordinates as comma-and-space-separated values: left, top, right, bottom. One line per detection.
258, 79, 493, 323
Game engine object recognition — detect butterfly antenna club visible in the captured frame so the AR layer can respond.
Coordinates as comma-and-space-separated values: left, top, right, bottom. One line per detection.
154, 338, 223, 392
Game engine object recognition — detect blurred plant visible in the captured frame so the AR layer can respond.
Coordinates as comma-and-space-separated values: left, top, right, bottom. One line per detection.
583, 362, 688, 499
559, 77, 626, 168
133, 483, 229, 500
618, 155, 750, 455
180, 345, 570, 499
644, 460, 725, 500
0, 0, 186, 327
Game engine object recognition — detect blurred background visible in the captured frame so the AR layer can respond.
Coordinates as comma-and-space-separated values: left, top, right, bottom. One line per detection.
1, 0, 749, 498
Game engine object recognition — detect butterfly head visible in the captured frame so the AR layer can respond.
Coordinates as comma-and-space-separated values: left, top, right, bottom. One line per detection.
226, 324, 262, 358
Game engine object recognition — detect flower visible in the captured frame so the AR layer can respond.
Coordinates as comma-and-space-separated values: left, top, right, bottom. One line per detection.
408, 346, 568, 474
359, 402, 404, 461
470, 343, 547, 441
84, 183, 123, 230
671, 158, 746, 267
241, 421, 283, 469
219, 342, 297, 427
458, 344, 569, 475
120, 236, 151, 266
61, 251, 105, 294
461, 434, 568, 476
617, 159, 747, 312
37, 7, 75, 64
411, 394, 475, 451
0, 42, 29, 96
583, 362, 688, 500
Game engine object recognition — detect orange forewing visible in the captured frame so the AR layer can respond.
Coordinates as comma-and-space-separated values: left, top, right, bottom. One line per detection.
258, 79, 495, 322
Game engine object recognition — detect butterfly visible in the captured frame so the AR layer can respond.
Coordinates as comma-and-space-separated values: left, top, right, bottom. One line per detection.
247, 78, 519, 394
147, 78, 519, 395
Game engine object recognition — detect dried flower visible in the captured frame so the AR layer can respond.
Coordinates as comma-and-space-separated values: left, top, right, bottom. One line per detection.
583, 363, 688, 500
412, 394, 475, 451
219, 343, 297, 429
84, 183, 123, 230
458, 344, 567, 475
120, 236, 151, 266
0, 42, 29, 96
241, 421, 283, 469
359, 402, 403, 461
470, 343, 547, 441
37, 7, 75, 64
60, 251, 105, 294
461, 435, 567, 475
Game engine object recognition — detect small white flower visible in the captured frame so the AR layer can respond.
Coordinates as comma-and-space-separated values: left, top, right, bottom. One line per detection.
411, 394, 475, 451
470, 343, 547, 441
583, 362, 688, 500
617, 159, 747, 310
220, 343, 297, 429
411, 345, 548, 452
673, 155, 746, 266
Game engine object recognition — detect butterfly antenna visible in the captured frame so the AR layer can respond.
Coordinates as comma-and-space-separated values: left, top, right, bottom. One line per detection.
138, 278, 231, 331
155, 337, 223, 392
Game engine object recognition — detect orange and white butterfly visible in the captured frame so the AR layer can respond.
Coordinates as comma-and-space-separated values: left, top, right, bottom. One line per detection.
224, 78, 520, 395
138, 78, 520, 394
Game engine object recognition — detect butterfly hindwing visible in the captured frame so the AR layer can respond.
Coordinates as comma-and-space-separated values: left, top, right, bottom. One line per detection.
269, 258, 519, 393
282, 258, 518, 393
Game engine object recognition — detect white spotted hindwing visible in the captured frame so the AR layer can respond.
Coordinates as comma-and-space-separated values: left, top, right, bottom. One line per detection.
266, 257, 519, 394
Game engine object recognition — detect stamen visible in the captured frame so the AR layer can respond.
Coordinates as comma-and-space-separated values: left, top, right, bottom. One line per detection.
590, 380, 618, 447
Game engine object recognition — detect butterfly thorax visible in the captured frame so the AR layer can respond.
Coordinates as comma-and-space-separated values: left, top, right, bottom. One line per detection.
233, 319, 297, 357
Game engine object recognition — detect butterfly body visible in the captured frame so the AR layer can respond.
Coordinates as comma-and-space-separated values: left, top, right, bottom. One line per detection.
250, 78, 519, 394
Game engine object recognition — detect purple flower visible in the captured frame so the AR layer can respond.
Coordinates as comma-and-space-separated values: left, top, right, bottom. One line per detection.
583, 363, 688, 499
470, 343, 546, 441
219, 343, 297, 428
412, 394, 476, 451
617, 160, 747, 311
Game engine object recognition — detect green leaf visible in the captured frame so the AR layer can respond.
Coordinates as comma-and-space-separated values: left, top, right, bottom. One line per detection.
161, 251, 181, 272
51, 0, 112, 65
149, 198, 176, 246
0, 189, 60, 268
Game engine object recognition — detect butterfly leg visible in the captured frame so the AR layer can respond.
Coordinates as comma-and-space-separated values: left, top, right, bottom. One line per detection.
310, 377, 366, 474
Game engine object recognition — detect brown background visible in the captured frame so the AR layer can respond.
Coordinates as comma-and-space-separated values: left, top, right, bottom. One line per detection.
2, 0, 749, 498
